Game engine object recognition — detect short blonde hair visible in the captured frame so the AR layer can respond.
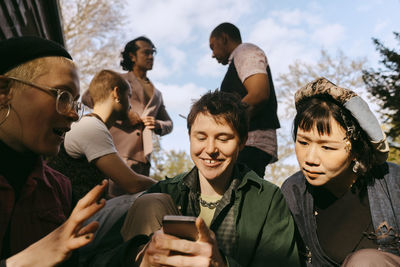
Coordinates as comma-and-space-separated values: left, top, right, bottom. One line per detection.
5, 56, 76, 92
89, 69, 130, 104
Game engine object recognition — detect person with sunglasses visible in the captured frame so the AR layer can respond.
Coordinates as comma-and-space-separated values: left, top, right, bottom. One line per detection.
0, 36, 112, 266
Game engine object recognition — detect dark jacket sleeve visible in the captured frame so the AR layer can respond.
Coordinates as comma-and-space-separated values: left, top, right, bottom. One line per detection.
248, 188, 300, 267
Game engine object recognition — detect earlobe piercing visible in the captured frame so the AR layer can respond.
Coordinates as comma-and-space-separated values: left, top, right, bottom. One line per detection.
0, 103, 11, 126
352, 160, 360, 174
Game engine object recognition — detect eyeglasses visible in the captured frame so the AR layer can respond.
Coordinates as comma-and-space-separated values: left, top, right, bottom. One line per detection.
141, 48, 157, 56
3, 75, 84, 119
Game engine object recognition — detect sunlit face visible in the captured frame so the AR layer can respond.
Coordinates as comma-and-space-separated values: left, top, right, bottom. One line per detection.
190, 112, 243, 184
295, 118, 355, 187
131, 40, 155, 71
209, 36, 230, 65
1, 57, 80, 156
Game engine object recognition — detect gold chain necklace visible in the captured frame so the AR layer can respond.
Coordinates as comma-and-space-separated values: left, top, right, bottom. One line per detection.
199, 196, 220, 209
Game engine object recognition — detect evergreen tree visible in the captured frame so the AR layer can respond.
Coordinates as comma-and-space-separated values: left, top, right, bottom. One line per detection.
363, 32, 400, 153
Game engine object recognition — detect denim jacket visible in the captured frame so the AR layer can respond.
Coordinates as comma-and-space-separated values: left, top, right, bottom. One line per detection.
282, 162, 400, 266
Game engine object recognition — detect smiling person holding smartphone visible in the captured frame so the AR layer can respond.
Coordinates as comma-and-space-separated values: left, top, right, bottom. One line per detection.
121, 91, 300, 267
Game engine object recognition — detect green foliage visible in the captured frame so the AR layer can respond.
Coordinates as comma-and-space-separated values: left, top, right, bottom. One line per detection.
363, 32, 400, 155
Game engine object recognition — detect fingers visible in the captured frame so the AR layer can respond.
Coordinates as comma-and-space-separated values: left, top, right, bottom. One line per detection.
67, 232, 96, 250
153, 233, 211, 257
70, 198, 105, 228
141, 116, 155, 127
70, 222, 99, 250
66, 180, 107, 232
196, 217, 214, 243
77, 221, 99, 236
149, 254, 211, 267
75, 179, 108, 210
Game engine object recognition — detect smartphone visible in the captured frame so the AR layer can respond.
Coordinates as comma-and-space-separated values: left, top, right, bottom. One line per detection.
162, 215, 199, 241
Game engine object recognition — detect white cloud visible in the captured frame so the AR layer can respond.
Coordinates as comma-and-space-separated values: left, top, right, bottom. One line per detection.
150, 46, 187, 79
127, 0, 252, 47
247, 17, 316, 74
373, 20, 389, 35
152, 82, 209, 153
196, 53, 226, 77
311, 24, 345, 47
160, 121, 191, 153
125, 0, 253, 79
154, 82, 207, 115
249, 18, 306, 45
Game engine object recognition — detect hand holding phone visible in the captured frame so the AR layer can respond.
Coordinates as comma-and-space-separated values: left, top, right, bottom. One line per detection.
162, 215, 199, 241
141, 217, 227, 267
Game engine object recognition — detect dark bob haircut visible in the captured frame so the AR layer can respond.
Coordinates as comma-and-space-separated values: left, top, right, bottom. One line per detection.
187, 90, 249, 145
293, 95, 376, 181
120, 36, 156, 71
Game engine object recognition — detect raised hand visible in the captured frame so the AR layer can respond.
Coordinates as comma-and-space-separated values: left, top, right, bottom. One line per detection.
6, 180, 108, 267
141, 116, 159, 131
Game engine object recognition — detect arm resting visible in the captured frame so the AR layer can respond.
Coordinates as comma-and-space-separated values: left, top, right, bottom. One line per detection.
94, 153, 156, 194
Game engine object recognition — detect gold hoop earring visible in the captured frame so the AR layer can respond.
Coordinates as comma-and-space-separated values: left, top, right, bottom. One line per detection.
0, 103, 11, 126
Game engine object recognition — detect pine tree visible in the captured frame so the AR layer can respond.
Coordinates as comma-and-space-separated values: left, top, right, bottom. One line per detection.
363, 32, 400, 153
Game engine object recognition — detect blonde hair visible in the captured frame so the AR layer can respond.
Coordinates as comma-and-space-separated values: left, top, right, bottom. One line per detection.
89, 69, 130, 104
5, 57, 76, 92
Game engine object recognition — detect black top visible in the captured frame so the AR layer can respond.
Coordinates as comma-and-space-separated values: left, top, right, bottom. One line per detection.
0, 140, 37, 199
47, 143, 107, 202
220, 60, 280, 130
313, 186, 378, 264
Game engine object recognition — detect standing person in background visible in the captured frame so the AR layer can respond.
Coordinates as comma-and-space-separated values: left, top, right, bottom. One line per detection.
83, 36, 173, 195
209, 22, 280, 178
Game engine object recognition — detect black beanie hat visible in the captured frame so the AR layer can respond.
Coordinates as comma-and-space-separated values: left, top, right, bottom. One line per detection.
0, 36, 72, 74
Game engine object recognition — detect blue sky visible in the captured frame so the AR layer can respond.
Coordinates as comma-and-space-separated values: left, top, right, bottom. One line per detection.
113, 0, 400, 155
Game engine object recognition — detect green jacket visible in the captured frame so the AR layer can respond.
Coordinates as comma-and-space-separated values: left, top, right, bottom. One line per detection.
147, 164, 300, 267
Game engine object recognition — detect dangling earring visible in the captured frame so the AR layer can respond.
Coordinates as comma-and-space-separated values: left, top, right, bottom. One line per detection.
115, 99, 120, 103
352, 160, 360, 174
344, 139, 352, 152
0, 103, 11, 126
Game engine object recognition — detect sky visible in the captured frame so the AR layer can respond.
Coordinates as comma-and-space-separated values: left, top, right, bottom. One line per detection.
114, 0, 400, 156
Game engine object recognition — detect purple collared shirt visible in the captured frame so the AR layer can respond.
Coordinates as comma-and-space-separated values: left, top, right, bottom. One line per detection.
0, 158, 72, 256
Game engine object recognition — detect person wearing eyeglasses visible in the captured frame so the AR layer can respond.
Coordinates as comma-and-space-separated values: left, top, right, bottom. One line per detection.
82, 37, 173, 196
0, 36, 109, 266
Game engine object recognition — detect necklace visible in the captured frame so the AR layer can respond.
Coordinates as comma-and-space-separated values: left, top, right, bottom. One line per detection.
86, 113, 105, 125
199, 196, 220, 209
